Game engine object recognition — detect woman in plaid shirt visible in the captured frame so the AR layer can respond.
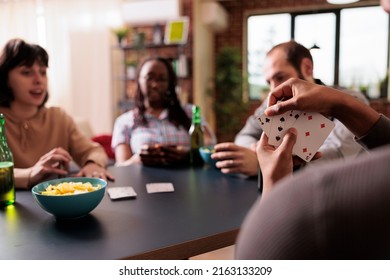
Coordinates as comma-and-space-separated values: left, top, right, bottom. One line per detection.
112, 57, 215, 167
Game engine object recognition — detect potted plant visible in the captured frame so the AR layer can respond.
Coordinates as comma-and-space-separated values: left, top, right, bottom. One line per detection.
380, 72, 389, 98
112, 26, 130, 45
133, 31, 146, 49
212, 47, 249, 142
125, 60, 137, 80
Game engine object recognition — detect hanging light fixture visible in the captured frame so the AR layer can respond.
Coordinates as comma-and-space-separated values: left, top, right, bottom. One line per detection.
327, 0, 359, 4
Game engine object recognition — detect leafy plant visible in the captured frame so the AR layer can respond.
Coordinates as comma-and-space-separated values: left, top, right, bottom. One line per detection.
212, 47, 248, 142
125, 60, 137, 67
112, 26, 131, 44
380, 73, 389, 98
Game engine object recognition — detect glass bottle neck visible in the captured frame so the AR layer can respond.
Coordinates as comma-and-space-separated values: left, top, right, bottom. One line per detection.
192, 106, 201, 124
0, 115, 9, 148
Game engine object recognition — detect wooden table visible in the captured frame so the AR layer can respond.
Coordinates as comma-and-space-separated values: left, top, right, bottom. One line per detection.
0, 165, 259, 259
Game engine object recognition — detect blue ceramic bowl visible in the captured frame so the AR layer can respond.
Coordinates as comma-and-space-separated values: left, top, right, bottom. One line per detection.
31, 177, 107, 219
199, 145, 217, 168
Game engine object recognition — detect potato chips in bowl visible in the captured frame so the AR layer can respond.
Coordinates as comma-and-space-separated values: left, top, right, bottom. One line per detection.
32, 177, 107, 219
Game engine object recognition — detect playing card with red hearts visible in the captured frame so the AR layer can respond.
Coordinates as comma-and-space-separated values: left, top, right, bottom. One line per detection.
292, 112, 335, 162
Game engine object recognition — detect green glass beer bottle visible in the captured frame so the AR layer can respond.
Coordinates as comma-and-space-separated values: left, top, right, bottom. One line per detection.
189, 105, 204, 166
0, 114, 15, 206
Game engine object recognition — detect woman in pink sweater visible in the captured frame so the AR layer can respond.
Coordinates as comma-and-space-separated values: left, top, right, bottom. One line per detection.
0, 38, 113, 189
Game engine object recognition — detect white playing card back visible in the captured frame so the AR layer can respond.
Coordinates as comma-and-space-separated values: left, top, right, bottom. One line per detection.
146, 183, 175, 194
107, 186, 137, 200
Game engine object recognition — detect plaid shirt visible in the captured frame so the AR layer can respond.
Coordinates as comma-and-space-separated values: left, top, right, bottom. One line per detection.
112, 104, 193, 154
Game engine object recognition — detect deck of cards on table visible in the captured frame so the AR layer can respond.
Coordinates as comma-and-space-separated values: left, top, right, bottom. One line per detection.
258, 111, 335, 162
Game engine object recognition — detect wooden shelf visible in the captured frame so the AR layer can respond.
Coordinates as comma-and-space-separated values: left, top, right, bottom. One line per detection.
114, 43, 186, 50
111, 25, 192, 119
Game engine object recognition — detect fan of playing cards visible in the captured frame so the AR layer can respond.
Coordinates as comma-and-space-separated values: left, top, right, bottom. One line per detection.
258, 110, 335, 162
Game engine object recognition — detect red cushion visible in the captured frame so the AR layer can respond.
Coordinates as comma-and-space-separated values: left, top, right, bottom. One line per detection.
91, 134, 115, 160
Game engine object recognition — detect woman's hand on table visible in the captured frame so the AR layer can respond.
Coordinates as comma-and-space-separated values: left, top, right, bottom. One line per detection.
140, 144, 189, 166
28, 147, 72, 187
115, 154, 141, 166
76, 161, 114, 181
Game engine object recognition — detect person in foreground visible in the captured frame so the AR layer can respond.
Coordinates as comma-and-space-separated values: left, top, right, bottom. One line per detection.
112, 56, 215, 167
212, 40, 367, 177
0, 38, 113, 189
235, 77, 390, 259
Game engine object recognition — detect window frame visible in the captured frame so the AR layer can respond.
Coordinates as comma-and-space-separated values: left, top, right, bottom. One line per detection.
244, 3, 390, 101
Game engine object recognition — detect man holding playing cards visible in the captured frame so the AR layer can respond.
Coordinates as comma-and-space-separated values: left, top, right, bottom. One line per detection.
212, 40, 368, 176
235, 0, 390, 259
236, 78, 390, 259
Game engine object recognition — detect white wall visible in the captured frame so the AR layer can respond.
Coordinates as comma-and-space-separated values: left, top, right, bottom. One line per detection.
68, 30, 113, 135
0, 0, 122, 136
193, 0, 228, 131
0, 0, 222, 135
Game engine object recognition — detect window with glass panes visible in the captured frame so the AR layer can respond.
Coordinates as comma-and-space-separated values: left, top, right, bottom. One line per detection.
247, 5, 389, 100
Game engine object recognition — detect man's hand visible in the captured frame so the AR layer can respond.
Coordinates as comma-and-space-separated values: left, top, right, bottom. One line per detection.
212, 142, 258, 177
265, 78, 336, 117
257, 128, 297, 194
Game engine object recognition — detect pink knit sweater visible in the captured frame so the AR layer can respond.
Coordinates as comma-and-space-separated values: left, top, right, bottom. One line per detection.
0, 106, 107, 189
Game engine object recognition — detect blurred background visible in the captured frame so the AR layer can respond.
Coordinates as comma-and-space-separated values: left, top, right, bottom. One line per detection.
1, 0, 388, 142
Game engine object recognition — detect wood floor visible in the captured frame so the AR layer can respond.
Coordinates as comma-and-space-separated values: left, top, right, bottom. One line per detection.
189, 245, 235, 260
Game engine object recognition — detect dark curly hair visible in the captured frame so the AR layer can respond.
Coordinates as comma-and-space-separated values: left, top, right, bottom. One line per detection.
134, 56, 191, 130
0, 38, 49, 108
